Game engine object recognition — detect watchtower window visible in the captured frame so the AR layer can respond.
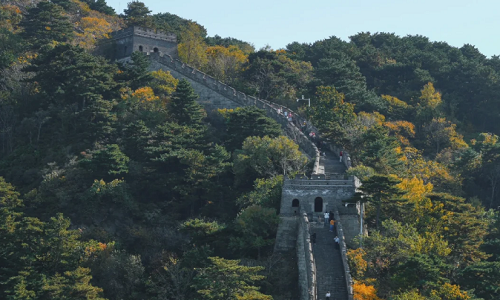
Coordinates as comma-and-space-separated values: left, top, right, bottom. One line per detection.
314, 197, 323, 212
292, 199, 299, 207
139, 45, 143, 52
153, 47, 159, 53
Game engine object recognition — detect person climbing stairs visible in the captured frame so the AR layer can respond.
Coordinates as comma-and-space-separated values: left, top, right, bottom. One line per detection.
312, 223, 348, 300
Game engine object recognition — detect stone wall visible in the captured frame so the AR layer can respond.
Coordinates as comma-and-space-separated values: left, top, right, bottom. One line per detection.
147, 52, 321, 169
280, 178, 356, 216
334, 208, 354, 300
112, 27, 178, 60
274, 216, 299, 252
297, 213, 316, 300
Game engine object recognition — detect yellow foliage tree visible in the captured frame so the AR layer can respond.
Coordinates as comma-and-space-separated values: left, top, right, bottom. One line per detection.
403, 147, 460, 192
150, 69, 179, 96
74, 16, 112, 50
423, 117, 467, 155
381, 94, 411, 120
205, 45, 248, 83
347, 248, 368, 278
416, 82, 442, 124
178, 22, 208, 69
384, 121, 415, 146
353, 282, 381, 300
121, 86, 165, 112
430, 283, 470, 300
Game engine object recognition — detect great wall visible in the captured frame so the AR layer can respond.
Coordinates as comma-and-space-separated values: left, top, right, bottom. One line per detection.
113, 26, 361, 300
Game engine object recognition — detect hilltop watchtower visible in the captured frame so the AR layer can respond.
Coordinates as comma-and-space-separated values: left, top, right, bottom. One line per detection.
110, 26, 178, 60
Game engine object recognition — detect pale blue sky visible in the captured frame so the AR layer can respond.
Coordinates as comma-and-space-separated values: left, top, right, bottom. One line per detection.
106, 0, 499, 57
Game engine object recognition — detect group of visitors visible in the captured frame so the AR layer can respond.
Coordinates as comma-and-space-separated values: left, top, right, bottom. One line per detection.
276, 107, 293, 122
323, 211, 335, 231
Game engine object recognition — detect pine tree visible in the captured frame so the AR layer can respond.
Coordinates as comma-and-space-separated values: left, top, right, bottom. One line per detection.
169, 79, 206, 126
350, 174, 406, 229
20, 1, 74, 49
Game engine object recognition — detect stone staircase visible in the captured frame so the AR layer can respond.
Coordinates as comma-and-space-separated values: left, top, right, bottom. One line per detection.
312, 224, 348, 300
319, 148, 346, 179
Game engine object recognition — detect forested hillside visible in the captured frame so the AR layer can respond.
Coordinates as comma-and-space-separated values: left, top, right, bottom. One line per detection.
1, 0, 500, 299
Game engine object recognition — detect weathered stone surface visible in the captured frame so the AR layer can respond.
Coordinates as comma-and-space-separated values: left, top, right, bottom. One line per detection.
111, 26, 178, 60
312, 225, 348, 300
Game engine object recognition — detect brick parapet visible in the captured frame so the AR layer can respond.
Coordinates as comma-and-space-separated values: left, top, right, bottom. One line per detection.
112, 26, 176, 42
334, 208, 355, 300
297, 213, 317, 300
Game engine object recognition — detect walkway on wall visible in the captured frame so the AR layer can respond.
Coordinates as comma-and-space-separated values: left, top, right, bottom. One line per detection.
319, 148, 346, 178
312, 224, 348, 300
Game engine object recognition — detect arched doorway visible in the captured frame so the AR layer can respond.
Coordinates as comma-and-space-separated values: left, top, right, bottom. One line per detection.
292, 199, 299, 207
139, 45, 143, 52
314, 197, 323, 212
153, 47, 159, 53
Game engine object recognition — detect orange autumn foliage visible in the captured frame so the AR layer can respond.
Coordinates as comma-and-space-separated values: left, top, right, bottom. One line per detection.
384, 121, 415, 146
130, 86, 159, 102
74, 16, 112, 50
353, 282, 381, 300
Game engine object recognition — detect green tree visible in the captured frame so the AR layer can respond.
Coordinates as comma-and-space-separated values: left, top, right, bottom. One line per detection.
229, 206, 280, 259
119, 51, 153, 90
458, 261, 500, 300
220, 106, 282, 151
193, 256, 272, 300
237, 176, 283, 211
349, 174, 406, 229
20, 1, 74, 49
80, 144, 130, 181
0, 178, 106, 299
169, 79, 206, 126
357, 125, 405, 175
314, 53, 382, 111
122, 1, 152, 27
241, 49, 313, 104
307, 85, 356, 144
180, 218, 225, 246
25, 44, 118, 112
82, 0, 116, 15
472, 133, 500, 208
426, 193, 489, 263
233, 136, 308, 185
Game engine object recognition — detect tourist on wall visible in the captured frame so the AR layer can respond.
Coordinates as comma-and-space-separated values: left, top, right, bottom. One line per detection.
324, 211, 329, 225
339, 150, 343, 162
329, 219, 335, 232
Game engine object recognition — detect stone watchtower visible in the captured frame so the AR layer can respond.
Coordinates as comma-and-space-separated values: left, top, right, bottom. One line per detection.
110, 26, 178, 60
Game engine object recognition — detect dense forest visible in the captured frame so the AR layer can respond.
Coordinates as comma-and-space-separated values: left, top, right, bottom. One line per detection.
1, 0, 500, 299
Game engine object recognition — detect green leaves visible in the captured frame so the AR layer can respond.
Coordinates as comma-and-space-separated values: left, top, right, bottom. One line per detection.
169, 79, 206, 126
229, 206, 279, 259
20, 1, 74, 50
0, 180, 106, 299
80, 144, 130, 181
307, 85, 356, 143
221, 106, 282, 152
193, 256, 271, 300
233, 136, 308, 186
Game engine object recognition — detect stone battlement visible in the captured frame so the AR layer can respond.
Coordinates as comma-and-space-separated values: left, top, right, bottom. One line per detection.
112, 26, 177, 42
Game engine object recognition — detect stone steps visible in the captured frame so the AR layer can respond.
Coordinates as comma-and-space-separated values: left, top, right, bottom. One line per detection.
312, 225, 348, 300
